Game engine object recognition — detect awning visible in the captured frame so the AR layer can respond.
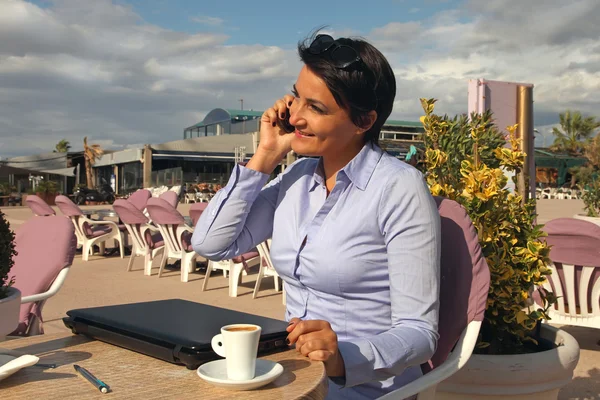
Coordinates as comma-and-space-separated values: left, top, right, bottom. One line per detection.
40, 167, 76, 177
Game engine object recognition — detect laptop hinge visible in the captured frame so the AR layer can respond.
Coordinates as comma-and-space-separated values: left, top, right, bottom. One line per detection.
173, 344, 183, 362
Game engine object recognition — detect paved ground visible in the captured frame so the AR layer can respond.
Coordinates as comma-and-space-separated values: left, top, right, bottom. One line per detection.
2, 199, 598, 399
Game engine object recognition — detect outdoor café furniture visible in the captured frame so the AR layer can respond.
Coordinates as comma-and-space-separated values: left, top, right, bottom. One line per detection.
24, 195, 55, 216
80, 208, 118, 219
541, 218, 600, 329
184, 192, 197, 203
189, 201, 208, 226
126, 189, 152, 211
380, 197, 490, 399
55, 195, 125, 261
113, 200, 165, 276
0, 332, 327, 399
202, 250, 261, 297
145, 197, 200, 282
159, 190, 179, 208
9, 216, 76, 336
253, 240, 283, 302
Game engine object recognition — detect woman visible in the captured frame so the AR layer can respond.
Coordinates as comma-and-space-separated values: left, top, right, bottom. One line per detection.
192, 32, 441, 399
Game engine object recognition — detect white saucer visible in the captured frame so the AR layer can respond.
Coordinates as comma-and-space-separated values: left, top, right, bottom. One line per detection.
0, 353, 39, 382
197, 359, 283, 391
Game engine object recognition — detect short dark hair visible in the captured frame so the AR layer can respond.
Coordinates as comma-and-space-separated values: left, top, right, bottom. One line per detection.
297, 31, 396, 146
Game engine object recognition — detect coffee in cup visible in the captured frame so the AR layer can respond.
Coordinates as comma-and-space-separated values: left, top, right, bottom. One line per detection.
211, 324, 262, 381
224, 326, 258, 332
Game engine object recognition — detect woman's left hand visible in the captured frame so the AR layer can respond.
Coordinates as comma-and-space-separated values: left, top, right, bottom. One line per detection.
286, 318, 345, 378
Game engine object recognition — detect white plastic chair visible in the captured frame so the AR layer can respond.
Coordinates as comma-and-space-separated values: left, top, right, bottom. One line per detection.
145, 197, 199, 282
113, 200, 165, 276
10, 216, 76, 336
55, 195, 125, 261
541, 218, 600, 329
379, 197, 490, 399
202, 251, 261, 297
253, 240, 283, 302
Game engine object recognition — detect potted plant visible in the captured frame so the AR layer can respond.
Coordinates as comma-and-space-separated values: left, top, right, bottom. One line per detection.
35, 180, 59, 206
419, 99, 579, 399
0, 210, 20, 340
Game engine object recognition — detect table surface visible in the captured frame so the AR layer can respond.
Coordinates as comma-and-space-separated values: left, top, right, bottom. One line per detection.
0, 332, 328, 399
81, 209, 118, 217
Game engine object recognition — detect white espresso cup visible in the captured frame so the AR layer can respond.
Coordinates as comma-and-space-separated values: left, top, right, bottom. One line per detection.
211, 324, 262, 381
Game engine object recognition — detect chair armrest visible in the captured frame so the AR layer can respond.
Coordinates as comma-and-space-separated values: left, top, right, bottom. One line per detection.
176, 224, 194, 238
21, 267, 71, 304
378, 320, 482, 400
79, 216, 119, 233
142, 223, 160, 234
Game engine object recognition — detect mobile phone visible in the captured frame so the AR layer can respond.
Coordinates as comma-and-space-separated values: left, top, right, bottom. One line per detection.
278, 108, 295, 133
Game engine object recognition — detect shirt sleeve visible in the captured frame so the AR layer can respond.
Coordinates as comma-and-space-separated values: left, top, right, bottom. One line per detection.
336, 168, 441, 388
191, 164, 281, 260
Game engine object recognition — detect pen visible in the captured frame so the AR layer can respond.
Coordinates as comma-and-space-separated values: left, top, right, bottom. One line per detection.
74, 364, 110, 394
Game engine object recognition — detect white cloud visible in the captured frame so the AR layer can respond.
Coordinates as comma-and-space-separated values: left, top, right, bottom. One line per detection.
0, 0, 299, 156
367, 0, 600, 126
0, 0, 599, 157
190, 15, 224, 26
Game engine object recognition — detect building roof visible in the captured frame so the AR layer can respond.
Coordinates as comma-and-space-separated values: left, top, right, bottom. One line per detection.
184, 108, 423, 131
184, 108, 262, 131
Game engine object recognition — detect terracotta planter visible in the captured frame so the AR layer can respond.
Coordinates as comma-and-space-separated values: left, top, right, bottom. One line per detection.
435, 325, 580, 400
573, 213, 600, 227
35, 192, 57, 206
0, 287, 21, 340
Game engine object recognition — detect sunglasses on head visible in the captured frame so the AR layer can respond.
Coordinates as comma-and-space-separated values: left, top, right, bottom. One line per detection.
308, 34, 361, 69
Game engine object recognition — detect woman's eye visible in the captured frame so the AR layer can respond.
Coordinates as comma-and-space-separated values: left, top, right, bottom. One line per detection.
311, 105, 324, 114
291, 90, 299, 98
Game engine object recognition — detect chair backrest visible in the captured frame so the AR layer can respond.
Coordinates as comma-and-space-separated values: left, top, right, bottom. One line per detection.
25, 194, 56, 216
146, 198, 185, 225
159, 191, 179, 208
146, 197, 186, 253
189, 202, 208, 226
128, 189, 151, 210
11, 215, 76, 335
113, 199, 151, 253
55, 195, 83, 216
424, 197, 490, 372
542, 218, 600, 316
113, 199, 149, 225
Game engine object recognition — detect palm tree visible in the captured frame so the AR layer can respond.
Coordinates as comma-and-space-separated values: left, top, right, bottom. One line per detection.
83, 137, 104, 188
53, 139, 71, 153
550, 110, 600, 155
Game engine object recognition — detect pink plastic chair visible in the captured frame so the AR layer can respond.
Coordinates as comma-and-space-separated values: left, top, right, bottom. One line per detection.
113, 200, 165, 276
189, 202, 208, 226
10, 215, 76, 336
381, 197, 490, 400
127, 189, 152, 211
25, 194, 56, 216
55, 195, 124, 261
159, 191, 179, 208
145, 198, 199, 282
540, 218, 600, 328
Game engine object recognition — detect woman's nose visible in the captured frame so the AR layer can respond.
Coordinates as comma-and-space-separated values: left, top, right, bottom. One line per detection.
288, 101, 302, 126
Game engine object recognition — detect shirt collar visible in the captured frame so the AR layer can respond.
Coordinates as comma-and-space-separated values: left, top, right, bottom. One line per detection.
311, 142, 383, 191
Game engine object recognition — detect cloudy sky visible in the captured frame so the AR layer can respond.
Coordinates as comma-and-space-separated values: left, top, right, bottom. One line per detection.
1, 0, 599, 157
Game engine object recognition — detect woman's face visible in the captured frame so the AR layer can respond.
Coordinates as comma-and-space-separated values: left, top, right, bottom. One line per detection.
288, 66, 364, 158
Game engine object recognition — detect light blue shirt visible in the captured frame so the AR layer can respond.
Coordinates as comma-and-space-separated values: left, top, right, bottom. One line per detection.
192, 142, 441, 399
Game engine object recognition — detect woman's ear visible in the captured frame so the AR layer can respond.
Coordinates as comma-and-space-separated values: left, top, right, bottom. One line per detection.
356, 111, 378, 134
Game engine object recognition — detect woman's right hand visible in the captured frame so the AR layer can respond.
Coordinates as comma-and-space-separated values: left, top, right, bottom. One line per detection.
246, 95, 296, 174
257, 94, 295, 159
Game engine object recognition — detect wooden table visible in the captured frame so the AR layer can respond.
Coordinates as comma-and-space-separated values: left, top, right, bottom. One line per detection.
0, 332, 328, 399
